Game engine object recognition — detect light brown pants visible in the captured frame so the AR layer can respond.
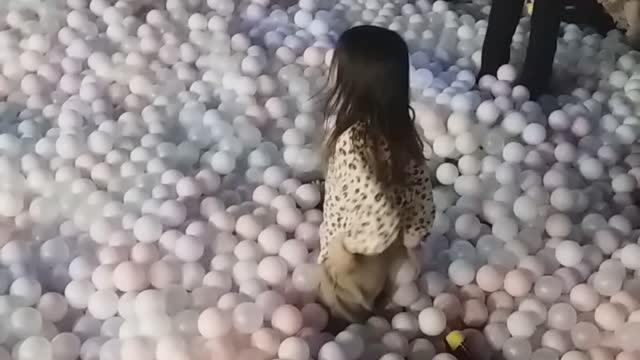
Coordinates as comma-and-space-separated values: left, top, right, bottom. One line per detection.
626, 1, 640, 49
318, 236, 414, 324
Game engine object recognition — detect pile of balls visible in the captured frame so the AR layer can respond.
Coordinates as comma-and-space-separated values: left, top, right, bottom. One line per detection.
0, 0, 638, 359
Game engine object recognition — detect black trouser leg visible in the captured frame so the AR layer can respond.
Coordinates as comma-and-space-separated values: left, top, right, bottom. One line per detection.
478, 0, 526, 79
519, 0, 563, 98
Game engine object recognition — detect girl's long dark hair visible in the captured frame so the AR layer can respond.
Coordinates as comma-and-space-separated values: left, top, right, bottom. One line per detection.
322, 25, 424, 186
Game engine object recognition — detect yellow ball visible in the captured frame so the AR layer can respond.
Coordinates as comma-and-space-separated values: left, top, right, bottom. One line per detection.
527, 1, 534, 15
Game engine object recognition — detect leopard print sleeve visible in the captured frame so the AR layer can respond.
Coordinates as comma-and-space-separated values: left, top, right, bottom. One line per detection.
318, 127, 401, 261
401, 161, 434, 248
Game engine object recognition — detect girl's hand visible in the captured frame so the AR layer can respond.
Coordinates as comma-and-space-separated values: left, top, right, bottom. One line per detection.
325, 237, 358, 273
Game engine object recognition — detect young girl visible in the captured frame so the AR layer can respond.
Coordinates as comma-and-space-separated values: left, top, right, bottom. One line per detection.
317, 25, 434, 324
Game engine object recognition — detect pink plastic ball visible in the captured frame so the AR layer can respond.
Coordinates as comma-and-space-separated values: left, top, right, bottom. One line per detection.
476, 265, 505, 292
255, 290, 286, 321
257, 256, 288, 285
301, 303, 328, 331
504, 269, 533, 297
292, 264, 320, 293
235, 214, 264, 241
258, 225, 286, 255
594, 303, 626, 331
113, 261, 148, 292
233, 302, 264, 334
279, 240, 308, 269
278, 336, 310, 360
250, 329, 281, 356
272, 304, 304, 336
198, 307, 232, 338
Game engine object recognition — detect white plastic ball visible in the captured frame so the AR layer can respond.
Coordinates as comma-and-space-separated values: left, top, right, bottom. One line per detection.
418, 307, 446, 336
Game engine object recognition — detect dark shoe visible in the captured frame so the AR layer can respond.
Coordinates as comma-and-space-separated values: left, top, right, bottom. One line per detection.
325, 318, 350, 335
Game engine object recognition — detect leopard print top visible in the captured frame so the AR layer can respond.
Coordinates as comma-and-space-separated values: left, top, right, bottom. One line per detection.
317, 125, 434, 264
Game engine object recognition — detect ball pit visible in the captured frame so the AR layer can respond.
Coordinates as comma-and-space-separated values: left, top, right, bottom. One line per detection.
0, 0, 638, 359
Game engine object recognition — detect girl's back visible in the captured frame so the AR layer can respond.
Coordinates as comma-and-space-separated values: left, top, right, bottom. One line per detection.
319, 123, 433, 262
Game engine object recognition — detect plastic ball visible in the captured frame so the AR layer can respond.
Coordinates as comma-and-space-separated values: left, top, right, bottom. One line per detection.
233, 302, 264, 334
555, 241, 584, 267
594, 303, 626, 331
278, 336, 310, 360
318, 341, 349, 360
476, 265, 505, 292
198, 307, 232, 338
503, 337, 532, 360
547, 303, 577, 331
504, 269, 533, 297
443, 247, 474, 279
507, 311, 537, 337
272, 305, 303, 336
418, 307, 446, 336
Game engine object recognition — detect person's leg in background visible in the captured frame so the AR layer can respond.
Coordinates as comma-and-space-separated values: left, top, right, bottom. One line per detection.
478, 0, 526, 79
518, 0, 564, 98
